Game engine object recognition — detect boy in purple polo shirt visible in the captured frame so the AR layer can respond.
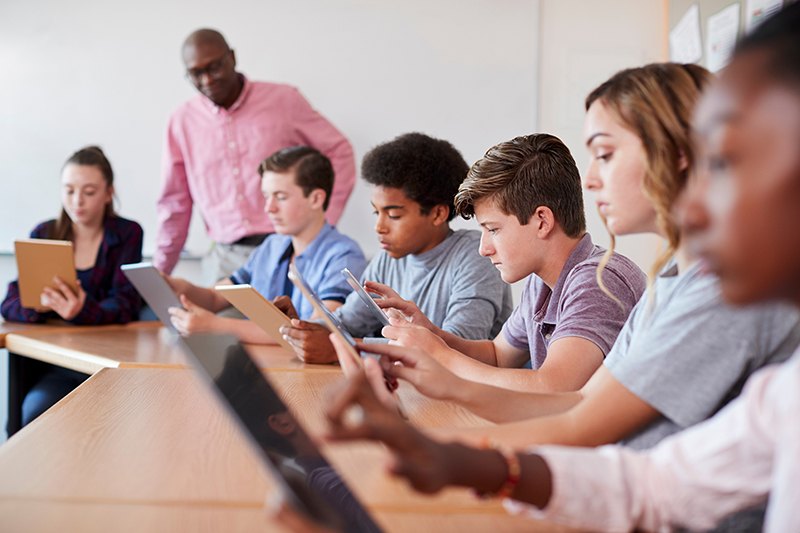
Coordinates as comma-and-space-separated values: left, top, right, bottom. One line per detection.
166, 146, 366, 344
372, 134, 646, 392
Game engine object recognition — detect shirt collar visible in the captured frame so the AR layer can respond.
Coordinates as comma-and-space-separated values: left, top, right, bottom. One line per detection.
201, 74, 251, 115
288, 223, 335, 266
541, 233, 595, 324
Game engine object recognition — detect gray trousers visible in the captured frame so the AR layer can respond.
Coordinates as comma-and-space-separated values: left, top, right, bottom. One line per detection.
202, 242, 260, 285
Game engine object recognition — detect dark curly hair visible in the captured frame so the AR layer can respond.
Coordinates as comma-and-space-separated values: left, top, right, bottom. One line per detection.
361, 132, 469, 221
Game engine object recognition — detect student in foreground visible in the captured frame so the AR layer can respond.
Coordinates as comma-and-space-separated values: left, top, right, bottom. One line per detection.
280, 133, 512, 363
167, 146, 366, 344
1, 146, 143, 426
366, 133, 647, 393
322, 6, 800, 531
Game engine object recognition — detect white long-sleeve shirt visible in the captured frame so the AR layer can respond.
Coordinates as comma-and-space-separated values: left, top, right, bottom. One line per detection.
506, 350, 800, 532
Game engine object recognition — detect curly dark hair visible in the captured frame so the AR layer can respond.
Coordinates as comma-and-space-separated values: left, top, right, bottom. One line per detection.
361, 132, 468, 221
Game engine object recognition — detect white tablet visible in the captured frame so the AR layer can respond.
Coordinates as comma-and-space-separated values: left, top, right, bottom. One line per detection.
287, 263, 362, 369
341, 268, 391, 327
121, 262, 182, 333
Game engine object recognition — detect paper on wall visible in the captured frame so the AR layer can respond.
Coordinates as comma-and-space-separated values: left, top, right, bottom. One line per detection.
745, 0, 783, 32
706, 3, 740, 72
670, 4, 703, 64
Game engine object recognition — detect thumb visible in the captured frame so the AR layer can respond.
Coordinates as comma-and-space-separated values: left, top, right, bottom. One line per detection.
179, 293, 197, 311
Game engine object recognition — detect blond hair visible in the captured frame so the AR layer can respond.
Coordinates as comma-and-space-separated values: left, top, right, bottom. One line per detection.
585, 63, 712, 297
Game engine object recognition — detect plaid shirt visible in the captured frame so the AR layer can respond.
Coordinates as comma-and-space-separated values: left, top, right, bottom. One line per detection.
1, 216, 143, 324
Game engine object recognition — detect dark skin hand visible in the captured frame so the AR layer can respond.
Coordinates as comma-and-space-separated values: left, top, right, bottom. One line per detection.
274, 296, 338, 363
324, 367, 554, 505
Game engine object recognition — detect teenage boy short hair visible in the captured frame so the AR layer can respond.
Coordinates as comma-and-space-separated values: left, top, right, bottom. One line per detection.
454, 134, 586, 237
361, 132, 469, 221
258, 146, 334, 211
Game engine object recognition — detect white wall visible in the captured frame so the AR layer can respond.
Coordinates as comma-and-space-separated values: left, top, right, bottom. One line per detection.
537, 0, 667, 272
0, 0, 540, 260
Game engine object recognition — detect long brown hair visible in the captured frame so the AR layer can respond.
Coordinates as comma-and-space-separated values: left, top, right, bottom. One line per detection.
585, 63, 712, 293
51, 146, 116, 241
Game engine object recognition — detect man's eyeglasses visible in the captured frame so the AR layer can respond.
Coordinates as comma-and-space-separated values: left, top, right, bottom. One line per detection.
185, 52, 231, 82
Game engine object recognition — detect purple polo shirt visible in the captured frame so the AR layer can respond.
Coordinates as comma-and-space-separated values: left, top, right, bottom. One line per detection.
502, 233, 646, 369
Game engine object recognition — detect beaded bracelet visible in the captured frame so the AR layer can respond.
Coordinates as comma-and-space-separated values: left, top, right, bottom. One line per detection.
473, 440, 521, 499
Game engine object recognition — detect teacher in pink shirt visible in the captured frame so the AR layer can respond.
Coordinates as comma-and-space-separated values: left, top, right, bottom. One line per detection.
154, 28, 356, 279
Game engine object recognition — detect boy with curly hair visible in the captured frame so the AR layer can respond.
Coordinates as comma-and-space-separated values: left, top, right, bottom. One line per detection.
281, 132, 512, 363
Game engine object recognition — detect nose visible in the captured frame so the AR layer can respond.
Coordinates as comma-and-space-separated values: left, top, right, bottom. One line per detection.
265, 196, 278, 213
584, 160, 602, 191
374, 213, 388, 235
478, 232, 494, 257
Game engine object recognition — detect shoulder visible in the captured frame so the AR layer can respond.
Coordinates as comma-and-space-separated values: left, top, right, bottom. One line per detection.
109, 217, 143, 238
167, 95, 205, 123
257, 233, 292, 256
30, 219, 56, 238
570, 248, 646, 292
248, 81, 303, 102
446, 229, 482, 254
322, 227, 364, 256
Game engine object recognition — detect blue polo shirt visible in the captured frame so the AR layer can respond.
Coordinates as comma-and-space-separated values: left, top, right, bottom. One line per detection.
230, 224, 367, 320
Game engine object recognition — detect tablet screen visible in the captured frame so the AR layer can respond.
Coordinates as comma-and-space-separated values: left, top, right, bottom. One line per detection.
341, 268, 391, 327
181, 334, 382, 533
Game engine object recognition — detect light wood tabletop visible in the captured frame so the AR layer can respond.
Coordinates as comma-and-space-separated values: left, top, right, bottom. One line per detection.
0, 367, 570, 531
0, 499, 567, 532
4, 322, 338, 374
0, 368, 493, 511
0, 320, 76, 349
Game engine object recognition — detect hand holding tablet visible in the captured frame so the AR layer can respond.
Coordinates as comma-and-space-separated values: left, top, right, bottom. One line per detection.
14, 239, 79, 310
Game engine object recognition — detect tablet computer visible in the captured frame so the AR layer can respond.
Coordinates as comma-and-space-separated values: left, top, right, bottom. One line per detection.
214, 284, 294, 352
120, 262, 182, 333
341, 268, 391, 327
179, 334, 382, 533
14, 239, 78, 310
287, 263, 363, 369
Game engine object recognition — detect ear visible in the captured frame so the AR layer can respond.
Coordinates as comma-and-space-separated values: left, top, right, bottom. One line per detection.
534, 206, 556, 239
430, 204, 450, 226
308, 189, 326, 210
678, 151, 689, 172
229, 49, 237, 68
106, 185, 115, 204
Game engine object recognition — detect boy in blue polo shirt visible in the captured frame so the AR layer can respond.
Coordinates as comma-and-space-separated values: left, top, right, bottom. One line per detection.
166, 146, 366, 343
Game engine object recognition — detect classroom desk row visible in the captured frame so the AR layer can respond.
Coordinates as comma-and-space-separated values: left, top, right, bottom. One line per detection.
0, 322, 570, 532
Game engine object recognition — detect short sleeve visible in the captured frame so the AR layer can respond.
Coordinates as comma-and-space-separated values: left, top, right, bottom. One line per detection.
550, 263, 643, 355
606, 271, 800, 428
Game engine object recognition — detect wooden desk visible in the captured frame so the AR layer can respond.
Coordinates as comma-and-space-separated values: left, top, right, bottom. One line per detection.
0, 368, 567, 531
0, 499, 565, 532
0, 369, 489, 508
5, 323, 335, 374
0, 320, 75, 349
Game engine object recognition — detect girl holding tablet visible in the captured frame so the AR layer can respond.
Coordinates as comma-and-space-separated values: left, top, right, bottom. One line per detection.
2, 146, 143, 426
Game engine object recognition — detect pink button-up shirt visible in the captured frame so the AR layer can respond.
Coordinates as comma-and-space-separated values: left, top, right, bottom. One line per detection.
154, 77, 356, 274
505, 351, 800, 532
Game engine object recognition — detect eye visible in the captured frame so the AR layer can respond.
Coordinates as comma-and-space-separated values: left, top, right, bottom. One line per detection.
596, 151, 613, 162
708, 155, 730, 174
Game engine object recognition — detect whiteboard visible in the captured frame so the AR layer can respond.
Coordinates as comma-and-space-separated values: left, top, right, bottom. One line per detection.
0, 0, 539, 259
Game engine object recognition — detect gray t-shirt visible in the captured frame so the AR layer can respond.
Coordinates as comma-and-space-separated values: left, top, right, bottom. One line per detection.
336, 229, 512, 340
606, 260, 800, 450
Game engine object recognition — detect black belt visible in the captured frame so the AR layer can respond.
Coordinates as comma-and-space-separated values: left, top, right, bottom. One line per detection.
232, 233, 271, 246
